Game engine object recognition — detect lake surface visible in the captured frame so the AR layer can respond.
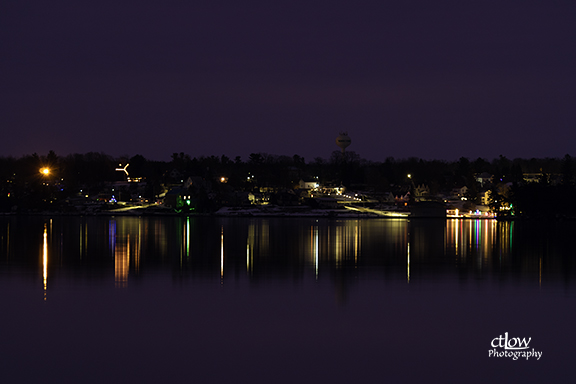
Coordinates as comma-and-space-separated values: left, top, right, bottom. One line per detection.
0, 216, 574, 383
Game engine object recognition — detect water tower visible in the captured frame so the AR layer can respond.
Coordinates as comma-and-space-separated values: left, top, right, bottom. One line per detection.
336, 132, 351, 153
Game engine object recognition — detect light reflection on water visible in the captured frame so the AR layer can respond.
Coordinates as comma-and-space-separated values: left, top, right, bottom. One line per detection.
1, 216, 574, 293
42, 222, 47, 300
1, 216, 576, 383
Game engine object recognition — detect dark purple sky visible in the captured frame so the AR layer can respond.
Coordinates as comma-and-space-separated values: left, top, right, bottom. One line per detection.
2, 0, 575, 162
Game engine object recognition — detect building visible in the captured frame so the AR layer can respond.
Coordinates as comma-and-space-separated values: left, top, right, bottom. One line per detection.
299, 178, 319, 190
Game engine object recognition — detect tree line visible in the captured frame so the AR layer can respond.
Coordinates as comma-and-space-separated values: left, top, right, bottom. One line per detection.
1, 150, 575, 217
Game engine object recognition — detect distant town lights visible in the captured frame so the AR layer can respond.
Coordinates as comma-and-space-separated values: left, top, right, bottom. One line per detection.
115, 164, 129, 176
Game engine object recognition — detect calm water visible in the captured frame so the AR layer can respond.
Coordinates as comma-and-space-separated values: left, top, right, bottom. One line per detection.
0, 216, 574, 383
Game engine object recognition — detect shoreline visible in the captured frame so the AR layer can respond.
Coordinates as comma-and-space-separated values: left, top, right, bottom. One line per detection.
0, 205, 499, 219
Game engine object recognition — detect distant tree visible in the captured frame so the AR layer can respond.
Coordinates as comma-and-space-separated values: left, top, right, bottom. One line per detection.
539, 171, 549, 185
510, 161, 524, 184
562, 154, 574, 185
455, 157, 471, 180
330, 150, 360, 165
292, 154, 305, 168
248, 153, 263, 165
171, 152, 190, 172
46, 150, 58, 166
472, 157, 490, 174
492, 155, 511, 182
129, 154, 147, 177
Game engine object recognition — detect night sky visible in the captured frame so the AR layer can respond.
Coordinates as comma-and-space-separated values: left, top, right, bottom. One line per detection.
2, 1, 575, 162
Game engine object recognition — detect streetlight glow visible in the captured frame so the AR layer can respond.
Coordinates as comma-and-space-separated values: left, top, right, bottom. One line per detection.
40, 167, 50, 175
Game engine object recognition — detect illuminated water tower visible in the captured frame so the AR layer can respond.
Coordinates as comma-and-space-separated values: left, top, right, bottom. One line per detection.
336, 132, 351, 153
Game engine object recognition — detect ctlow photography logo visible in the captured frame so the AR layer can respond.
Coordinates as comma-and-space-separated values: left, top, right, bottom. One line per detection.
489, 332, 542, 360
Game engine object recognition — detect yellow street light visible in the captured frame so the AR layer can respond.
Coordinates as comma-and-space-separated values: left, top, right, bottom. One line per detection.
40, 167, 50, 175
